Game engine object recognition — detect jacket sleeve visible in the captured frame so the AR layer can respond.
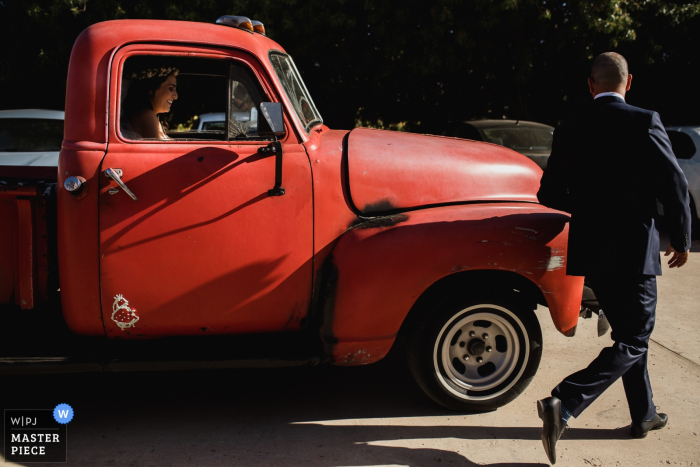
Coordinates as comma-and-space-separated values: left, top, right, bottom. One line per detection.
648, 112, 692, 252
537, 125, 572, 213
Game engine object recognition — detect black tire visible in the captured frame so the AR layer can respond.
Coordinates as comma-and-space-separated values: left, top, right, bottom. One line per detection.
406, 289, 543, 412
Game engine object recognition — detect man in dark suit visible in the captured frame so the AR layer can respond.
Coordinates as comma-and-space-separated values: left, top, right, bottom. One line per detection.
535, 52, 691, 464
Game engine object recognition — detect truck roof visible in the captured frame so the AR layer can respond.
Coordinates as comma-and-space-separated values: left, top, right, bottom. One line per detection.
65, 19, 286, 144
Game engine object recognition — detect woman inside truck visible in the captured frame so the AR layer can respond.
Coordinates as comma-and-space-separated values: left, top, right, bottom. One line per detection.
120, 67, 179, 140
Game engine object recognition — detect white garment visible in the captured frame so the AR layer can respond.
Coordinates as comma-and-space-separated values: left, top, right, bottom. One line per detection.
594, 92, 625, 101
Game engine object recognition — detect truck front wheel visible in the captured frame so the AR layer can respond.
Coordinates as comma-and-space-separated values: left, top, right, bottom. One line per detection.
406, 291, 542, 411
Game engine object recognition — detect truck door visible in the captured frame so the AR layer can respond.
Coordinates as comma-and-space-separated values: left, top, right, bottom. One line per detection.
98, 46, 313, 337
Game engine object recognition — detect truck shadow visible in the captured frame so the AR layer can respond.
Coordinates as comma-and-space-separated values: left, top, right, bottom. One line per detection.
100, 147, 277, 250
3, 346, 632, 467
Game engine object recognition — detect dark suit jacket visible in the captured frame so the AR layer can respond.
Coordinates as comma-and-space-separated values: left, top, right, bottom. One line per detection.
537, 95, 691, 276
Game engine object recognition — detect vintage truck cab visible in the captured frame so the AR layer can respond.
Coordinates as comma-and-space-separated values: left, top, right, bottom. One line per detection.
0, 16, 584, 411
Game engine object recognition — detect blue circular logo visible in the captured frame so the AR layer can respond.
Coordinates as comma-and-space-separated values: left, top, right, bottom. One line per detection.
53, 404, 74, 424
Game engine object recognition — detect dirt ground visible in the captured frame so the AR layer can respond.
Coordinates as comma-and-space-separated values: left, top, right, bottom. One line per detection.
2, 248, 699, 466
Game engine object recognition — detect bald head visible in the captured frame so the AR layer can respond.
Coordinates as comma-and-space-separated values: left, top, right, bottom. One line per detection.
588, 52, 632, 98
591, 53, 628, 86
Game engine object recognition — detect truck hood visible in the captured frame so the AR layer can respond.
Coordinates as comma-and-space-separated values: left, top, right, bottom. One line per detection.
345, 128, 542, 215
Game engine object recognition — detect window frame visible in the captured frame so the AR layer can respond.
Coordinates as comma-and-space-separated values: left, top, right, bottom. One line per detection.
268, 51, 323, 134
111, 45, 290, 146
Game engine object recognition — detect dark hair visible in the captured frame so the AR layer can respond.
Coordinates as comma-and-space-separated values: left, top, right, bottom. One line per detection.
121, 72, 176, 131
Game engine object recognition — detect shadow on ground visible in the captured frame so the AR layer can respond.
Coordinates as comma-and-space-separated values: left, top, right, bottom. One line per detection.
2, 343, 636, 467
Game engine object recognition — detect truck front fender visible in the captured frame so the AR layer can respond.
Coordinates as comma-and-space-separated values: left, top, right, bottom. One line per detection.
323, 203, 583, 365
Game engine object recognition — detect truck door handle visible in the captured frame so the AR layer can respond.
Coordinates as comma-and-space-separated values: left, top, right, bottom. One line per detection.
104, 168, 139, 202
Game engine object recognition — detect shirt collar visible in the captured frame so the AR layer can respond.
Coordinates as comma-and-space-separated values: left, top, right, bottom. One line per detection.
594, 92, 625, 101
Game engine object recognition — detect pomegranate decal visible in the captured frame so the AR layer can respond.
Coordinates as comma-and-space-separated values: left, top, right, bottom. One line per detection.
111, 294, 140, 330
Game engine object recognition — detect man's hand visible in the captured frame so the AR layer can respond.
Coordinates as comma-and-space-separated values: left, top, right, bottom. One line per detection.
665, 244, 690, 268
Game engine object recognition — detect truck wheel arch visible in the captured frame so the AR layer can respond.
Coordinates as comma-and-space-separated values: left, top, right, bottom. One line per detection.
320, 203, 583, 366
397, 269, 546, 339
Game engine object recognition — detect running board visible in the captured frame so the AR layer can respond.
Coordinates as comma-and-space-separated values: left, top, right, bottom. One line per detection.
0, 356, 323, 375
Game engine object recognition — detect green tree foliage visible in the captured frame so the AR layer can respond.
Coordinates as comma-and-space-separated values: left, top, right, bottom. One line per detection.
1, 0, 698, 131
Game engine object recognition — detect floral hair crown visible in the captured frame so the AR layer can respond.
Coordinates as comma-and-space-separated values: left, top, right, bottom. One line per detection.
129, 67, 179, 81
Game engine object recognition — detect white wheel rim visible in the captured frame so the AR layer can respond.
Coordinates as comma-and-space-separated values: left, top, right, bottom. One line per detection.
433, 304, 529, 401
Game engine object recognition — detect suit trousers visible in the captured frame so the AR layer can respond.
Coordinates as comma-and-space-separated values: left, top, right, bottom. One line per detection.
552, 273, 657, 424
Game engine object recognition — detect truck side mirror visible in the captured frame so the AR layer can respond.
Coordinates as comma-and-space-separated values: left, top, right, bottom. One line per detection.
258, 102, 285, 137
257, 102, 285, 196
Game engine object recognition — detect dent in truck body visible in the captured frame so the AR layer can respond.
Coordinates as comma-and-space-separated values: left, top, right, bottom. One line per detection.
346, 213, 410, 231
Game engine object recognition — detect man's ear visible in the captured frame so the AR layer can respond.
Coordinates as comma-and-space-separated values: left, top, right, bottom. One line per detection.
626, 74, 633, 91
588, 77, 596, 97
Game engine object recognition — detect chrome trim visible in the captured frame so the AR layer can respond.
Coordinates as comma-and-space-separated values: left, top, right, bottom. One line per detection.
104, 168, 138, 201
64, 176, 85, 193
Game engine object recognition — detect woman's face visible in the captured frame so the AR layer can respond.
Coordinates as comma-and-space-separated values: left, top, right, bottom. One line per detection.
150, 75, 178, 114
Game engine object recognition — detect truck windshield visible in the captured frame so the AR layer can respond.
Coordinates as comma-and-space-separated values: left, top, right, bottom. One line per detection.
269, 53, 322, 133
0, 119, 64, 152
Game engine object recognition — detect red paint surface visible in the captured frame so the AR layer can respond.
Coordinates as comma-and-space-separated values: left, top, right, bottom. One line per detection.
347, 128, 541, 213
57, 149, 106, 335
302, 127, 358, 296
95, 44, 313, 338
0, 187, 38, 198
15, 200, 34, 309
98, 142, 313, 337
331, 338, 396, 366
326, 203, 583, 364
0, 200, 15, 303
32, 196, 50, 304
0, 186, 51, 308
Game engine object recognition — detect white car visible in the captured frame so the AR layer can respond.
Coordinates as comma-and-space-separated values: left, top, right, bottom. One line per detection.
663, 126, 700, 234
194, 110, 258, 132
0, 109, 64, 167
195, 112, 226, 131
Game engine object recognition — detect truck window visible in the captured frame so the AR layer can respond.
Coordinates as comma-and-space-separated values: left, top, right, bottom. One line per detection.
269, 52, 323, 133
227, 65, 267, 140
119, 55, 273, 142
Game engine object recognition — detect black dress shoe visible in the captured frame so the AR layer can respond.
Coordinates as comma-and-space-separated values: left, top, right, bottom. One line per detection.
537, 397, 567, 464
630, 413, 668, 439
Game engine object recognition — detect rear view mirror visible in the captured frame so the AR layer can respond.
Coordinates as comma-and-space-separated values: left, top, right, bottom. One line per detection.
258, 102, 285, 137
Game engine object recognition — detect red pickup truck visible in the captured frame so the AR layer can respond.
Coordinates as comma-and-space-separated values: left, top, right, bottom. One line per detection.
0, 16, 584, 411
